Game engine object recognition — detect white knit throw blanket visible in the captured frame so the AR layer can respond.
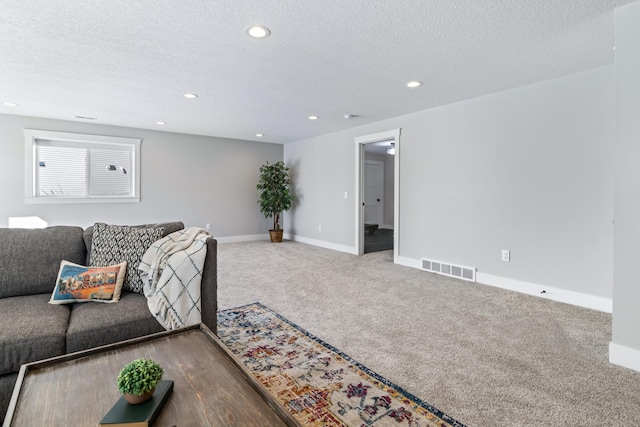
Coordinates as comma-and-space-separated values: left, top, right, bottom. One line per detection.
138, 227, 209, 330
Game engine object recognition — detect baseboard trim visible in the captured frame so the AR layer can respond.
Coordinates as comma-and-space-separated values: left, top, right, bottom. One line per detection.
397, 255, 611, 313
215, 234, 269, 243
284, 233, 357, 255
475, 272, 612, 313
283, 242, 611, 313
396, 256, 421, 269
609, 342, 640, 373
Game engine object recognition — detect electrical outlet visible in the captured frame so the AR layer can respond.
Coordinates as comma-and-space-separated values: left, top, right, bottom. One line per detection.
205, 223, 211, 232
501, 250, 510, 262
318, 225, 322, 232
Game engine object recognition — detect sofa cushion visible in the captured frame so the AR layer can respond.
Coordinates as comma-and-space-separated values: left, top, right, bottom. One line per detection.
82, 221, 185, 255
0, 226, 85, 298
65, 292, 164, 353
0, 294, 70, 374
89, 223, 164, 294
49, 260, 127, 304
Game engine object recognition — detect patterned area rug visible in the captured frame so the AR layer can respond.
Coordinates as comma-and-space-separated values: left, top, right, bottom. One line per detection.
217, 303, 466, 427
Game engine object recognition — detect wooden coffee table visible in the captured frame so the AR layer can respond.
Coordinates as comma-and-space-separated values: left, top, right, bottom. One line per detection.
3, 325, 302, 427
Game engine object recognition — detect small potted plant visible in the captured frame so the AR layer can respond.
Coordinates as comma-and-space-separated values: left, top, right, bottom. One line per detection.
117, 358, 164, 404
256, 161, 294, 242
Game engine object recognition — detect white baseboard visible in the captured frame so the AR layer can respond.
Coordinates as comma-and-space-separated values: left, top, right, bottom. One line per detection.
396, 255, 421, 269
215, 234, 269, 243
284, 233, 357, 255
261, 240, 612, 313
216, 233, 357, 255
397, 255, 611, 313
475, 272, 612, 313
610, 342, 640, 373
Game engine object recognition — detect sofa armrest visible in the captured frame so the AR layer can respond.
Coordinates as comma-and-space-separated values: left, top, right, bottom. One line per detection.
201, 237, 218, 334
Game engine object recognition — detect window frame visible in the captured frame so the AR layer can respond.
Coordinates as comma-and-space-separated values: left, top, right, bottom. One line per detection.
24, 129, 142, 204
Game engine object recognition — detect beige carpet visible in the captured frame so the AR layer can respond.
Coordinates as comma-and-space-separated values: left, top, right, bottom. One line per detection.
217, 240, 640, 426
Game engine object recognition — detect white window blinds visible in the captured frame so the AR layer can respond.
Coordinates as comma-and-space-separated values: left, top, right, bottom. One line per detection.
89, 148, 132, 196
36, 144, 87, 196
24, 130, 141, 204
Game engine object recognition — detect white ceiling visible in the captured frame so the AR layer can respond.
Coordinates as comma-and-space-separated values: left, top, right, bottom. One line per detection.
0, 0, 635, 144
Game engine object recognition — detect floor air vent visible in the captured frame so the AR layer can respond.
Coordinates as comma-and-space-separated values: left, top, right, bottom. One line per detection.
421, 258, 476, 282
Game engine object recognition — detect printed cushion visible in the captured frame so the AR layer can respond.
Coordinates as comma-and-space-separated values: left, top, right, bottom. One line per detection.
49, 260, 127, 304
89, 223, 164, 293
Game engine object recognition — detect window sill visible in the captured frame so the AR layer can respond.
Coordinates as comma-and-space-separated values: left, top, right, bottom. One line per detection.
24, 197, 140, 204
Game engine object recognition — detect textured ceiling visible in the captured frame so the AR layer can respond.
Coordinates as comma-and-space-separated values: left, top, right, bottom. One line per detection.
0, 0, 635, 143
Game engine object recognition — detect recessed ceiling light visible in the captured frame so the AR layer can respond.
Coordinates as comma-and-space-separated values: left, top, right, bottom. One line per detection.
406, 81, 423, 88
256, 133, 264, 137
308, 115, 319, 120
156, 121, 166, 125
183, 93, 198, 99
246, 25, 271, 39
3, 102, 18, 107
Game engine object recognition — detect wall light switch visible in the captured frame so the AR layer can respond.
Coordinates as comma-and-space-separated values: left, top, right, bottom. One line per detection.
501, 250, 510, 262
344, 191, 348, 199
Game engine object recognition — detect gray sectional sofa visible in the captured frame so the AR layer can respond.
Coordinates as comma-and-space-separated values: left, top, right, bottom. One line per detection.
0, 221, 217, 421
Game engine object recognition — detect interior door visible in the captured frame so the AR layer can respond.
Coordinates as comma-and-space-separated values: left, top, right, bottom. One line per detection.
364, 160, 384, 226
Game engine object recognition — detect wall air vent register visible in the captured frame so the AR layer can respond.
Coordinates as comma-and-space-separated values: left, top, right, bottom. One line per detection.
421, 258, 476, 282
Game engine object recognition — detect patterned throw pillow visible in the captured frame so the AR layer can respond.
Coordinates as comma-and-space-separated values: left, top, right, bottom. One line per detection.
49, 260, 127, 304
89, 223, 164, 294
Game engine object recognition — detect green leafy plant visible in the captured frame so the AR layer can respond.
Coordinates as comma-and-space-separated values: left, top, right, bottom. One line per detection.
256, 161, 294, 231
117, 358, 163, 396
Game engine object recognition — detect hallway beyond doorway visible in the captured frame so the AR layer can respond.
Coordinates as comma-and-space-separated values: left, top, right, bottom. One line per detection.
364, 227, 393, 253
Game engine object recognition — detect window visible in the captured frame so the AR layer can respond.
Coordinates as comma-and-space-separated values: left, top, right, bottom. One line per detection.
24, 130, 141, 203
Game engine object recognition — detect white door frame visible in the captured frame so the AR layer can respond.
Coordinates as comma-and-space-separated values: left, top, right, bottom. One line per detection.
354, 128, 401, 261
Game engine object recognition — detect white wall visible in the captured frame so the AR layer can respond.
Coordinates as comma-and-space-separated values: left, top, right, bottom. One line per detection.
285, 65, 615, 306
0, 114, 282, 238
285, 135, 354, 244
611, 1, 640, 371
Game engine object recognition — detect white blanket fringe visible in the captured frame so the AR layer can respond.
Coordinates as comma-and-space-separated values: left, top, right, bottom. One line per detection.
138, 227, 209, 330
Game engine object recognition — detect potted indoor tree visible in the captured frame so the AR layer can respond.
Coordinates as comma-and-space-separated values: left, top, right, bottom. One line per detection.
117, 358, 164, 404
257, 161, 294, 242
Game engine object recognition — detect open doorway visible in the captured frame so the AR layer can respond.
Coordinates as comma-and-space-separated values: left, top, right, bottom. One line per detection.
363, 151, 392, 253
354, 129, 400, 261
